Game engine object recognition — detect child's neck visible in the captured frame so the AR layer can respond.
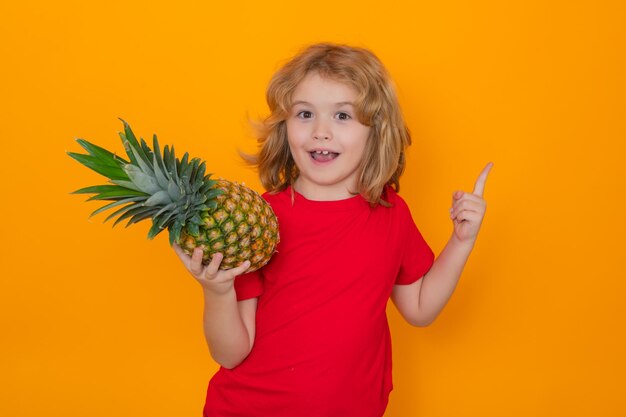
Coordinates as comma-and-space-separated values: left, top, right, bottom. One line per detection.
292, 179, 358, 201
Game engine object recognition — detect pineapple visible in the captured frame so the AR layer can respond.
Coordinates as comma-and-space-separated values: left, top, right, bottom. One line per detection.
68, 119, 279, 272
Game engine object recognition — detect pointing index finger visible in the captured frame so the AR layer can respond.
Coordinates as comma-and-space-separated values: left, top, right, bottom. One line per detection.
472, 162, 493, 197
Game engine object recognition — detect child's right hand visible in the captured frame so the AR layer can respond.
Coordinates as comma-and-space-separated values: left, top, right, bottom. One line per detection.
173, 243, 251, 295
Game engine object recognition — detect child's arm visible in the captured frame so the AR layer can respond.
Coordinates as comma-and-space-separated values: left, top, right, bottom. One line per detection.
392, 163, 493, 327
174, 245, 256, 369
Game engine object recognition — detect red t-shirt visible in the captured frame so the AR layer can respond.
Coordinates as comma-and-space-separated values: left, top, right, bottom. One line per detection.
204, 187, 434, 417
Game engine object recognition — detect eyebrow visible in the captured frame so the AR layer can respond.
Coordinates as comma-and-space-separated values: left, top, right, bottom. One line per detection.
291, 100, 355, 107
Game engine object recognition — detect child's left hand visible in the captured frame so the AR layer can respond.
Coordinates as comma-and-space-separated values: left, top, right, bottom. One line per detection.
450, 162, 493, 244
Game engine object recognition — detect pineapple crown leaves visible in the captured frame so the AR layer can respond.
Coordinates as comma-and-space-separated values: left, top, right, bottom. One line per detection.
67, 119, 224, 245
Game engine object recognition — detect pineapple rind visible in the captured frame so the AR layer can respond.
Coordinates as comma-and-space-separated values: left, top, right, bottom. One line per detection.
177, 179, 279, 272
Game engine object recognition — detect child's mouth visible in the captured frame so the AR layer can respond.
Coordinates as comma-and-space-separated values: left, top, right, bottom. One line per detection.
310, 150, 339, 162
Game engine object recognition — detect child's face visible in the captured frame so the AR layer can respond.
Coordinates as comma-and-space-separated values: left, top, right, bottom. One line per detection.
286, 72, 370, 201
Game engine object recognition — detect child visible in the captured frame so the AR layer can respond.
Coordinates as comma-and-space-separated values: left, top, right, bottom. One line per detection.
173, 43, 492, 417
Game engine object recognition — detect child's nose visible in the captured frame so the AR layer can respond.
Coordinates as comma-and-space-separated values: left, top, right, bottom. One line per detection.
313, 120, 332, 140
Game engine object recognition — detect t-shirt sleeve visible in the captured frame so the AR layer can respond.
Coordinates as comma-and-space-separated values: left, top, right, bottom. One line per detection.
233, 269, 264, 301
395, 196, 435, 285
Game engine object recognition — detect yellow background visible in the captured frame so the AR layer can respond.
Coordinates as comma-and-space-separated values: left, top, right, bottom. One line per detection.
1, 1, 625, 416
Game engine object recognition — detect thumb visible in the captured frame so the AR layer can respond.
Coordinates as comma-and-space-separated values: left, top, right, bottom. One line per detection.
228, 260, 252, 277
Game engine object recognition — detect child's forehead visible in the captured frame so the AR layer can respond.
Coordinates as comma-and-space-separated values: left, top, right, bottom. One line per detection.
291, 99, 355, 109
291, 72, 359, 100
299, 71, 351, 87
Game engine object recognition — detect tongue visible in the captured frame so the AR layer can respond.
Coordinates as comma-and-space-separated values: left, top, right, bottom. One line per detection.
312, 152, 338, 162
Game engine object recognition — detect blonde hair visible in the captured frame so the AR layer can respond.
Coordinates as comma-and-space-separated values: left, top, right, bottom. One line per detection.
246, 43, 411, 206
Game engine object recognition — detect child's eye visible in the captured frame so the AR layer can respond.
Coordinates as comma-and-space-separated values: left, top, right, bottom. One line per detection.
297, 110, 313, 119
336, 112, 352, 120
